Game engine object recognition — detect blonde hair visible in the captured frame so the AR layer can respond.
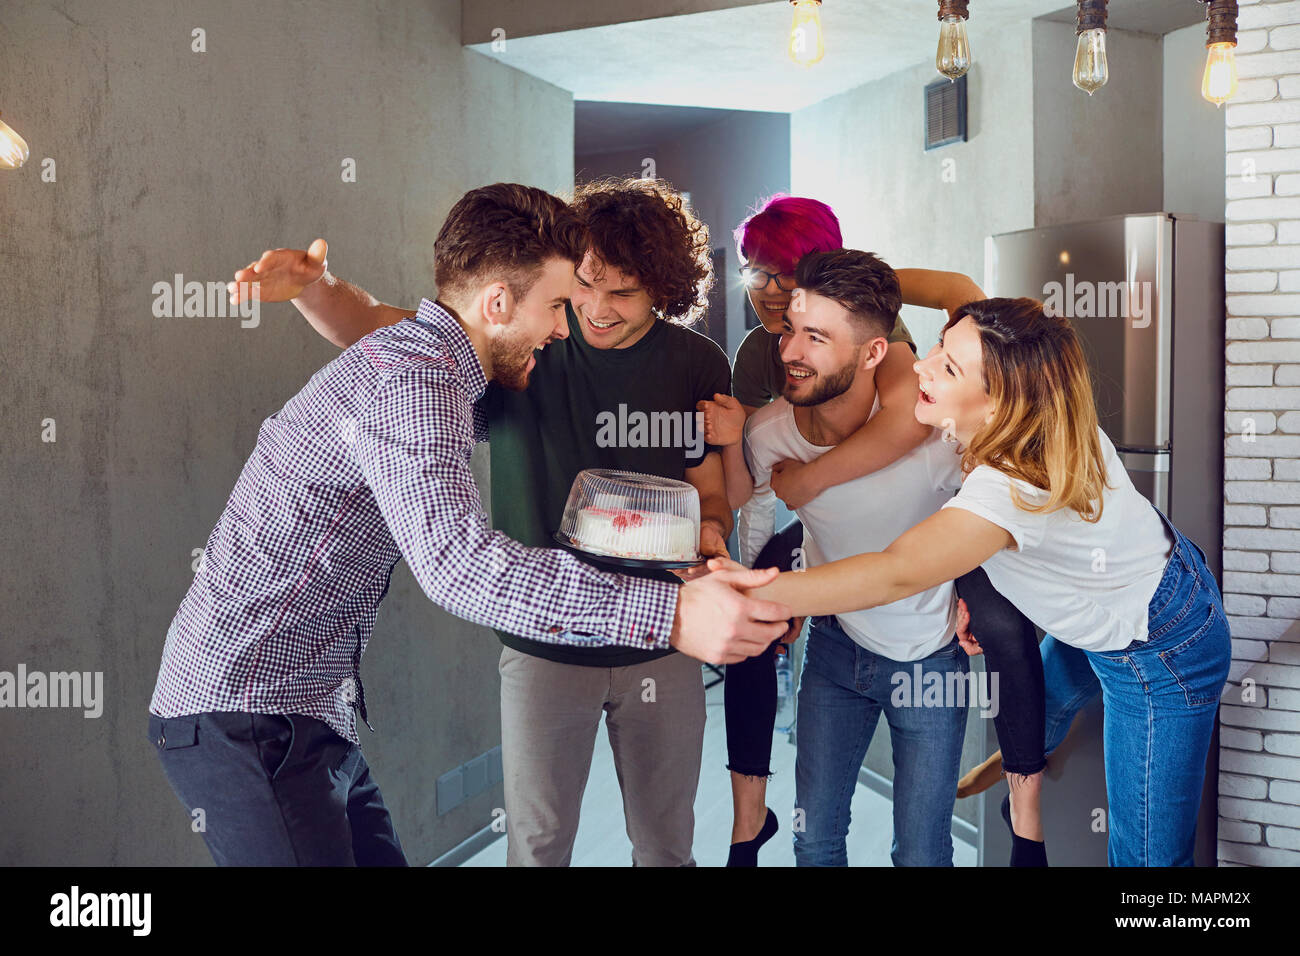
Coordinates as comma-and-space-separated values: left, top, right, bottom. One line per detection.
946, 297, 1111, 521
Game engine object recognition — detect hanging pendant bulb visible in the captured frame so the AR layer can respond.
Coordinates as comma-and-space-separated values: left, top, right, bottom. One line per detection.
0, 113, 29, 170
788, 0, 825, 68
1073, 30, 1108, 94
1202, 41, 1238, 105
936, 1, 971, 81
1200, 0, 1239, 106
1073, 1, 1109, 95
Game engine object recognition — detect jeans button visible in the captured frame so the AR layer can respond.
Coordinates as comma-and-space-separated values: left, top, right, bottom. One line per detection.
157, 735, 165, 747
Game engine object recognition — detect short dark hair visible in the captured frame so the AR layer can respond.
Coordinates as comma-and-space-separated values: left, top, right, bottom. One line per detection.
434, 183, 587, 302
571, 177, 713, 327
794, 249, 901, 343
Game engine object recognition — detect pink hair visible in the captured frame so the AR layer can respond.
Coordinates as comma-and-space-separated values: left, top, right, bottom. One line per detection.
734, 195, 843, 275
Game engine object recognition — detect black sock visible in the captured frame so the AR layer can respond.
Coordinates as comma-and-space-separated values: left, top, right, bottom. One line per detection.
1001, 793, 1048, 868
726, 808, 778, 867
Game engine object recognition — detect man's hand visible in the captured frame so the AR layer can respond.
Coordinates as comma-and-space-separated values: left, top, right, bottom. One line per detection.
699, 519, 728, 559
670, 565, 792, 665
672, 519, 729, 583
228, 238, 328, 306
770, 457, 823, 510
698, 393, 748, 447
955, 597, 983, 656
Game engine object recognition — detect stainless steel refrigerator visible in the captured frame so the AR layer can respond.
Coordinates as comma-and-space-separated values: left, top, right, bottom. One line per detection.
981, 213, 1225, 866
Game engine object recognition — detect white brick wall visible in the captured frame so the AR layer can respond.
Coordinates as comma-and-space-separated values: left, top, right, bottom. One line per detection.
1220, 0, 1300, 867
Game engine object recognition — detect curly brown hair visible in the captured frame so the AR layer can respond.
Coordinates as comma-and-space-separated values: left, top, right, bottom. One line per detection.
570, 177, 713, 327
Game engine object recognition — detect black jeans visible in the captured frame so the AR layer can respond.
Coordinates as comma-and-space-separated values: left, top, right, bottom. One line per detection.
954, 567, 1046, 775
149, 710, 407, 866
724, 520, 802, 778
724, 523, 1047, 778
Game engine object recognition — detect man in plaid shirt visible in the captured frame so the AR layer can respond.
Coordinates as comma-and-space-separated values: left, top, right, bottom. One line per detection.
149, 184, 790, 866
240, 179, 774, 867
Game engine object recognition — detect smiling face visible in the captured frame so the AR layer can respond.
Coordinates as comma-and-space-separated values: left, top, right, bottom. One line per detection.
485, 256, 573, 391
778, 290, 881, 407
568, 250, 658, 350
913, 314, 995, 442
745, 260, 796, 334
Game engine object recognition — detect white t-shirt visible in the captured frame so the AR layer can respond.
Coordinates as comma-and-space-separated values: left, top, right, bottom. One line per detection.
740, 395, 964, 662
940, 426, 1173, 653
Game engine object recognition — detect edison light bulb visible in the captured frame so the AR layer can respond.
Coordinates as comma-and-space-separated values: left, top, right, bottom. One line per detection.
1202, 41, 1238, 106
788, 0, 825, 68
0, 116, 28, 170
936, 15, 971, 80
1073, 28, 1108, 95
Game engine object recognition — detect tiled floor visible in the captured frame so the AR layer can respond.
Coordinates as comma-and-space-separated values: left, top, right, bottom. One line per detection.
461, 668, 978, 867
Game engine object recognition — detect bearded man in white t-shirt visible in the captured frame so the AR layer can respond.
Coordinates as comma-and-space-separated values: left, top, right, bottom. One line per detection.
739, 249, 970, 866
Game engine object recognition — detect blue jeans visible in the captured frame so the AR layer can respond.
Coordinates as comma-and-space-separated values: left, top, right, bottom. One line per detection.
794, 616, 969, 866
1033, 507, 1230, 866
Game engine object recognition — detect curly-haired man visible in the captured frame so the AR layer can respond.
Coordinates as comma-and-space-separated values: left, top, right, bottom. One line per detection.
235, 176, 735, 866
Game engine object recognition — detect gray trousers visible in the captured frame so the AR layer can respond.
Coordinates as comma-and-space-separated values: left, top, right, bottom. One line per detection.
498, 645, 706, 866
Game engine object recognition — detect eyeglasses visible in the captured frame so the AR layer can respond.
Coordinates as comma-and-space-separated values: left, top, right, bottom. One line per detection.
740, 265, 798, 292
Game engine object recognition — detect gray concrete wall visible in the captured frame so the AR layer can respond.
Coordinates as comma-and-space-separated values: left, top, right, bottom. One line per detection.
1031, 20, 1165, 227
1163, 22, 1227, 221
578, 111, 791, 361
0, 0, 572, 865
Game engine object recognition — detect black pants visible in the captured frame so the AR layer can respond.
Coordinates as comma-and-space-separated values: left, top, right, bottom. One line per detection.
724, 521, 801, 778
149, 711, 407, 866
724, 521, 1047, 778
953, 566, 1046, 775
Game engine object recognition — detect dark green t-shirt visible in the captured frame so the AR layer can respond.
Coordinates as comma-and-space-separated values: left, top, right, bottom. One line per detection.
483, 304, 731, 666
731, 315, 917, 408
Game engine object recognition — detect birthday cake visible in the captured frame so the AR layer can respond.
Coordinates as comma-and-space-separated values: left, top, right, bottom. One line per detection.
558, 470, 701, 564
571, 507, 698, 561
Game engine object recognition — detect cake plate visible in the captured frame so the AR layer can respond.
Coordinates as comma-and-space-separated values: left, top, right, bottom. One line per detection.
552, 531, 705, 571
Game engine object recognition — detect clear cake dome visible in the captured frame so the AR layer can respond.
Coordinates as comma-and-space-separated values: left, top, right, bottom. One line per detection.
557, 468, 701, 563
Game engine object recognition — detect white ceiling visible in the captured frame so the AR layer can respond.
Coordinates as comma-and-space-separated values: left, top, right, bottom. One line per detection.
469, 0, 1212, 112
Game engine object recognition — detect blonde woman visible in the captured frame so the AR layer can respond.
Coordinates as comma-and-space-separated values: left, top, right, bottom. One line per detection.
718, 297, 1231, 866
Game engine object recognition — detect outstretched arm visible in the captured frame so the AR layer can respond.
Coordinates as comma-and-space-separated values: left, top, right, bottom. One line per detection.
355, 369, 792, 664
895, 268, 986, 316
738, 507, 1013, 618
228, 238, 414, 349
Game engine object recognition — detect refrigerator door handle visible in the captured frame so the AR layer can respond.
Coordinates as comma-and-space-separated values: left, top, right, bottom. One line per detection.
1119, 449, 1170, 514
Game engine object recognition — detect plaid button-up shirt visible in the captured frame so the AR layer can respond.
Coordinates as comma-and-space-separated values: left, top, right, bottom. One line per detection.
150, 299, 679, 743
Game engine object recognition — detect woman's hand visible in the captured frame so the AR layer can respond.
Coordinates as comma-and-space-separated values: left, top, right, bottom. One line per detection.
955, 597, 983, 656
698, 393, 748, 447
